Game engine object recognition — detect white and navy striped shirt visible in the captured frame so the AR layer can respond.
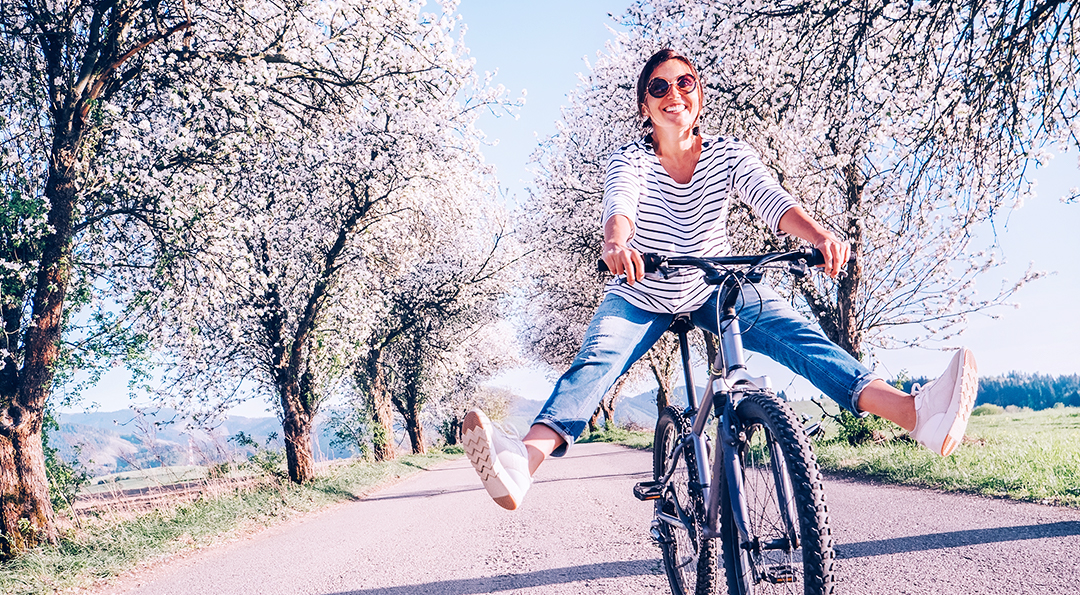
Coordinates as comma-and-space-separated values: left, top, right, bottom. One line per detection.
601, 135, 799, 313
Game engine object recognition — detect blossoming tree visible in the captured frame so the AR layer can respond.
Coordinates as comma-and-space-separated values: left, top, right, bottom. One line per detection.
121, 0, 516, 479
523, 0, 1078, 399
0, 0, 193, 556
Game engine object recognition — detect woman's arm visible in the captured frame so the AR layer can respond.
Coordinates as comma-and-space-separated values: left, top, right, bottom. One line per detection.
778, 206, 849, 278
601, 214, 645, 285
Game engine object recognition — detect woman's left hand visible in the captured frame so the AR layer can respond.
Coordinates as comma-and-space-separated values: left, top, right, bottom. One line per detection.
815, 231, 850, 278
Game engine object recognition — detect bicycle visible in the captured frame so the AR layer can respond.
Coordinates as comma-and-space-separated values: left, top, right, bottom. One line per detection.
602, 248, 836, 595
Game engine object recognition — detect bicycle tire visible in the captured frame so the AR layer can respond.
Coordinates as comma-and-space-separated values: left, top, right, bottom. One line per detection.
718, 391, 834, 594
653, 406, 717, 595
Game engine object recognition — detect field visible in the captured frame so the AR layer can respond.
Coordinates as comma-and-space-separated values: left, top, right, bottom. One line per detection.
813, 404, 1080, 506
585, 401, 1080, 508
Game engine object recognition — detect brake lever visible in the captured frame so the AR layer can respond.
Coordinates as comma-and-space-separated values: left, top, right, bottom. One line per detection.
788, 261, 810, 278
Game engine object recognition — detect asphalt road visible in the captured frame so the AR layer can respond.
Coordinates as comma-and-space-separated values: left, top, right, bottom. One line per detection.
98, 442, 1080, 594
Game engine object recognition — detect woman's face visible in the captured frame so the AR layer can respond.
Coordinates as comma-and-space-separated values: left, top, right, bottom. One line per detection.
641, 59, 702, 135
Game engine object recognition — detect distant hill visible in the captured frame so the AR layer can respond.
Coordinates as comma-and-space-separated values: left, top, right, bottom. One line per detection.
54, 408, 353, 476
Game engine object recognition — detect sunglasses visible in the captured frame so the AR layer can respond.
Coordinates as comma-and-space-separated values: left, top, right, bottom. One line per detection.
647, 73, 697, 99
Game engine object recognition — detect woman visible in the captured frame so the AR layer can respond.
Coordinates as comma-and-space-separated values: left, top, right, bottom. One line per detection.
464, 49, 977, 511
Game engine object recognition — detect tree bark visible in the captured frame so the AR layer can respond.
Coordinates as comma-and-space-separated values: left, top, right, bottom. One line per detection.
599, 375, 627, 428
404, 417, 426, 455
0, 130, 81, 556
648, 345, 677, 415
392, 378, 427, 455
279, 382, 315, 483
362, 348, 397, 462
836, 163, 866, 359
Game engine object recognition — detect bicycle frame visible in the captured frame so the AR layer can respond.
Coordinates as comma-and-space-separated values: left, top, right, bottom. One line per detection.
613, 249, 828, 546
660, 273, 791, 545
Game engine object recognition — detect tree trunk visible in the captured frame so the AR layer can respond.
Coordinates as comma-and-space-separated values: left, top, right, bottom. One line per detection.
0, 430, 56, 559
362, 348, 397, 462
404, 416, 426, 455
649, 356, 675, 414
444, 416, 462, 446
279, 383, 315, 483
0, 131, 81, 556
600, 375, 628, 428
836, 164, 866, 359
588, 406, 602, 432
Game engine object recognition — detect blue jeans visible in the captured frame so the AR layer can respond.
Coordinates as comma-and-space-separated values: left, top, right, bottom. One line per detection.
534, 284, 878, 455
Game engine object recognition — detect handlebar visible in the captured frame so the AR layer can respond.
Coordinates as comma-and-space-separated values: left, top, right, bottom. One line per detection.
597, 248, 831, 275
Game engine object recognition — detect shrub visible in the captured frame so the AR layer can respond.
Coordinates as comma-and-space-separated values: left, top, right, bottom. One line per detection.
833, 410, 907, 445
972, 403, 1005, 416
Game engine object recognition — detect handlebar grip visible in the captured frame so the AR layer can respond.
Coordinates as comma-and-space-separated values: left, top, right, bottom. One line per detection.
803, 248, 826, 267
597, 253, 665, 274
803, 248, 857, 268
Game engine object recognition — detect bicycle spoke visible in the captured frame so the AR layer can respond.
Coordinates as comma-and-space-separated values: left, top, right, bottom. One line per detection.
720, 391, 835, 595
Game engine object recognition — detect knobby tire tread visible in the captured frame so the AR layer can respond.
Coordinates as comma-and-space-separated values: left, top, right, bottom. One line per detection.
720, 391, 835, 595
653, 406, 717, 595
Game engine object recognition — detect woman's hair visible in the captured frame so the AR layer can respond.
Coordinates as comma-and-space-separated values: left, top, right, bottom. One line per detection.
636, 48, 703, 140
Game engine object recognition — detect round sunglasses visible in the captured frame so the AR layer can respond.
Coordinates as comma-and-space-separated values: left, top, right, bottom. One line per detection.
647, 73, 697, 99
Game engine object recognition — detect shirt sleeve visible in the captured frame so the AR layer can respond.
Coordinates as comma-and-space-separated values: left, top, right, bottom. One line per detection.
729, 141, 799, 236
601, 143, 645, 228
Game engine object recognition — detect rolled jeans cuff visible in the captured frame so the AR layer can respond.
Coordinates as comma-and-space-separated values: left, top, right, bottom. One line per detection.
532, 417, 575, 458
849, 371, 882, 417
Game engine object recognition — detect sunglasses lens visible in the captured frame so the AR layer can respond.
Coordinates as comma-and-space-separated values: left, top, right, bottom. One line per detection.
647, 78, 670, 98
647, 75, 697, 99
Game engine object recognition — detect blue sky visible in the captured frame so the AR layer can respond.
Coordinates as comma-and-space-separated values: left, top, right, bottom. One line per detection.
458, 0, 1080, 402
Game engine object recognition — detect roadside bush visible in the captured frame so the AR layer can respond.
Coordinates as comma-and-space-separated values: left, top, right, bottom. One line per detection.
43, 411, 90, 511
972, 403, 1005, 416
230, 431, 286, 479
832, 410, 908, 446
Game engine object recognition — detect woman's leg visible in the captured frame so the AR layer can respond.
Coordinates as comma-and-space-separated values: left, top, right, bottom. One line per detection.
857, 380, 916, 431
691, 282, 976, 456
464, 293, 672, 509
521, 424, 563, 474
532, 293, 673, 457
690, 282, 876, 415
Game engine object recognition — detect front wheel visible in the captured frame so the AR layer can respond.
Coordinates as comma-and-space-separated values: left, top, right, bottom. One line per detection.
719, 391, 835, 594
653, 406, 717, 595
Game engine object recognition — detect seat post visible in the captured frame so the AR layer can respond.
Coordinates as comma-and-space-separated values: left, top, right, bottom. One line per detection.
670, 315, 698, 409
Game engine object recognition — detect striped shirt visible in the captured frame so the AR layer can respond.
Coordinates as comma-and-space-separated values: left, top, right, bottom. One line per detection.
601, 135, 799, 313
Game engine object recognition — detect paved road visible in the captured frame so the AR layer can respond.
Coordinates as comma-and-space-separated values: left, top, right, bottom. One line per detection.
100, 443, 1080, 594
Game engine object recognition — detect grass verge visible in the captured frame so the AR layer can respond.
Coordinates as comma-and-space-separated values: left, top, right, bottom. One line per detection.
578, 424, 653, 450
576, 405, 1080, 508
0, 448, 462, 595
814, 406, 1080, 507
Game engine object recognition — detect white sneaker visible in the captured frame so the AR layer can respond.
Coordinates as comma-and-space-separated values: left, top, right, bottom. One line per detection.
910, 348, 978, 457
462, 409, 532, 510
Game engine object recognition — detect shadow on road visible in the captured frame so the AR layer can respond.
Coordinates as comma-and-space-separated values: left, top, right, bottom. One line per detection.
837, 520, 1080, 559
322, 558, 663, 595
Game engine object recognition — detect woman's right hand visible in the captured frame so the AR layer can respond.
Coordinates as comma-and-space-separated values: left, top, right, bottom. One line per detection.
602, 241, 645, 285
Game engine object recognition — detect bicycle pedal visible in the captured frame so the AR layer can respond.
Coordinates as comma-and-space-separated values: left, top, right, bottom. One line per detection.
764, 565, 796, 584
633, 481, 664, 501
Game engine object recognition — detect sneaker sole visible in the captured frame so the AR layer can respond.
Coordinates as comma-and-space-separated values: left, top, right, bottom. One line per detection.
940, 349, 978, 456
462, 411, 521, 510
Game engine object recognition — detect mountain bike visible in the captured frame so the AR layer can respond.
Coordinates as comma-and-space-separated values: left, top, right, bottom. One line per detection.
604, 248, 836, 595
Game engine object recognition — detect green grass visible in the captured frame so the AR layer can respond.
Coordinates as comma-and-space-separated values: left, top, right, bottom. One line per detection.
580, 403, 1080, 508
812, 405, 1080, 507
0, 449, 460, 595
578, 423, 654, 450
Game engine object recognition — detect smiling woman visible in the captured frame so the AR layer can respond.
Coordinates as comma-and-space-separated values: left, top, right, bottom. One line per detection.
462, 48, 979, 528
